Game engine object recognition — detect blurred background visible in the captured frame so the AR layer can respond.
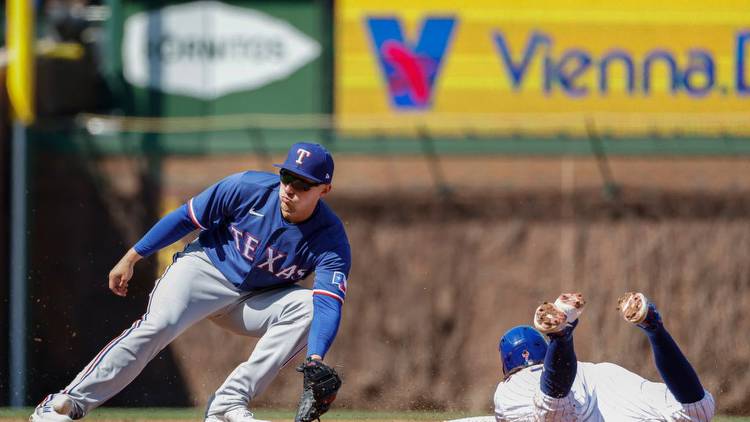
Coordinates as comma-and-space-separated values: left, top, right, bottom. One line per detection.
1, 0, 749, 416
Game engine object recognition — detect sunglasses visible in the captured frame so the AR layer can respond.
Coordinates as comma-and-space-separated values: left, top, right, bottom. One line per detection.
279, 169, 320, 192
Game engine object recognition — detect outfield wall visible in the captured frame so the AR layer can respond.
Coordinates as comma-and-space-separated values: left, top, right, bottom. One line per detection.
24, 154, 750, 413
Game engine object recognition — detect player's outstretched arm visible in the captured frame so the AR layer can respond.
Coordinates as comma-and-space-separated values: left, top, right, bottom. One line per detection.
108, 248, 143, 297
110, 203, 200, 297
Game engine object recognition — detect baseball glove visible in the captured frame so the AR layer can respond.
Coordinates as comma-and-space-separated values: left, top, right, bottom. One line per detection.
294, 358, 342, 422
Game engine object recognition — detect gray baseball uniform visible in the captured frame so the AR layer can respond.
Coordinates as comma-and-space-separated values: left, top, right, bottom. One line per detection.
50, 242, 312, 416
32, 143, 351, 422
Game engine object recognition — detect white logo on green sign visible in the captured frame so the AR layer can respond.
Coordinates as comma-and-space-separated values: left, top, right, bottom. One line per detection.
123, 1, 321, 99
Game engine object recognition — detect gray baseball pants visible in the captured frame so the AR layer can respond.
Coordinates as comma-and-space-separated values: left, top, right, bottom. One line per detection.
55, 242, 312, 418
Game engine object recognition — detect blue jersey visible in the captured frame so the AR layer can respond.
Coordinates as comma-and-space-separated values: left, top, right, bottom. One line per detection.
133, 171, 351, 357
188, 171, 350, 302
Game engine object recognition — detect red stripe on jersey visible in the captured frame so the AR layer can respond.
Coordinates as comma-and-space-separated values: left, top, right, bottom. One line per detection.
188, 198, 207, 230
313, 289, 344, 303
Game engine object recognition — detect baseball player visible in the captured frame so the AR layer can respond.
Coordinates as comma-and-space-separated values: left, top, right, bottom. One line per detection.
449, 292, 715, 422
30, 142, 351, 422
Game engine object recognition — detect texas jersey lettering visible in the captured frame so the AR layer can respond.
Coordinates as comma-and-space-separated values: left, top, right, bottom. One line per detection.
188, 171, 349, 301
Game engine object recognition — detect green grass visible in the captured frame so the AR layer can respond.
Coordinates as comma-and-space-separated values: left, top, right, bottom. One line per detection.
0, 408, 474, 420
2, 408, 749, 421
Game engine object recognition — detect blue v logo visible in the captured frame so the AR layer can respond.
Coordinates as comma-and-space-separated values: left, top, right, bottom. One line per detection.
366, 17, 457, 109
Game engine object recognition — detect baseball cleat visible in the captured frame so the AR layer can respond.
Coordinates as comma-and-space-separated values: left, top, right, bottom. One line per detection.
205, 408, 270, 422
617, 292, 662, 329
30, 395, 75, 422
52, 396, 74, 416
534, 292, 586, 334
554, 292, 586, 324
617, 292, 649, 324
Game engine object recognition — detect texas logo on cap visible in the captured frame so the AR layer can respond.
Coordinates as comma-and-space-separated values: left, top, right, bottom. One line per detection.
273, 142, 334, 184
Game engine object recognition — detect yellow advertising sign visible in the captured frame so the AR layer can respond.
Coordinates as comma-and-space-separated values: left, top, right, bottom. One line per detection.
336, 0, 750, 136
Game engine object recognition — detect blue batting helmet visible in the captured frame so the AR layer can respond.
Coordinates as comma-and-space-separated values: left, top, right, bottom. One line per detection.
499, 325, 548, 376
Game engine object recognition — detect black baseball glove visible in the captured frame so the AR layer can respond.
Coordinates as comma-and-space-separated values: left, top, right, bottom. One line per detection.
294, 358, 342, 422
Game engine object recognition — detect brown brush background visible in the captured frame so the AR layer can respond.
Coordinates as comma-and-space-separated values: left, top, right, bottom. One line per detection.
26, 154, 750, 414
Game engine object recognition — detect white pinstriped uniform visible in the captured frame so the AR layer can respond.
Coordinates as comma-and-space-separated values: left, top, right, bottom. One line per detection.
491, 362, 715, 422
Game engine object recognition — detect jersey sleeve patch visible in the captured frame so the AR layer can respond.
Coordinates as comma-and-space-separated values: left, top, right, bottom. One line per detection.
331, 271, 347, 295
188, 198, 207, 230
312, 271, 347, 303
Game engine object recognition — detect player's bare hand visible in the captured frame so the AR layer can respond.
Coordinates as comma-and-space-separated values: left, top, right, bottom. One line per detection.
109, 263, 132, 296
109, 248, 143, 297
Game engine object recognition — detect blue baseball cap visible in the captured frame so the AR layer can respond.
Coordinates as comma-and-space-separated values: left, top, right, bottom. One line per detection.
273, 142, 334, 184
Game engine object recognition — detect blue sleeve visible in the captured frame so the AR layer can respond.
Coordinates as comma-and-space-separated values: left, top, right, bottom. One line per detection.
307, 294, 342, 358
187, 173, 245, 230
541, 325, 578, 398
307, 241, 351, 357
133, 204, 196, 257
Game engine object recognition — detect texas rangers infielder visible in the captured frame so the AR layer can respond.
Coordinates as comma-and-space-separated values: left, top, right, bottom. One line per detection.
448, 292, 715, 422
31, 142, 351, 422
